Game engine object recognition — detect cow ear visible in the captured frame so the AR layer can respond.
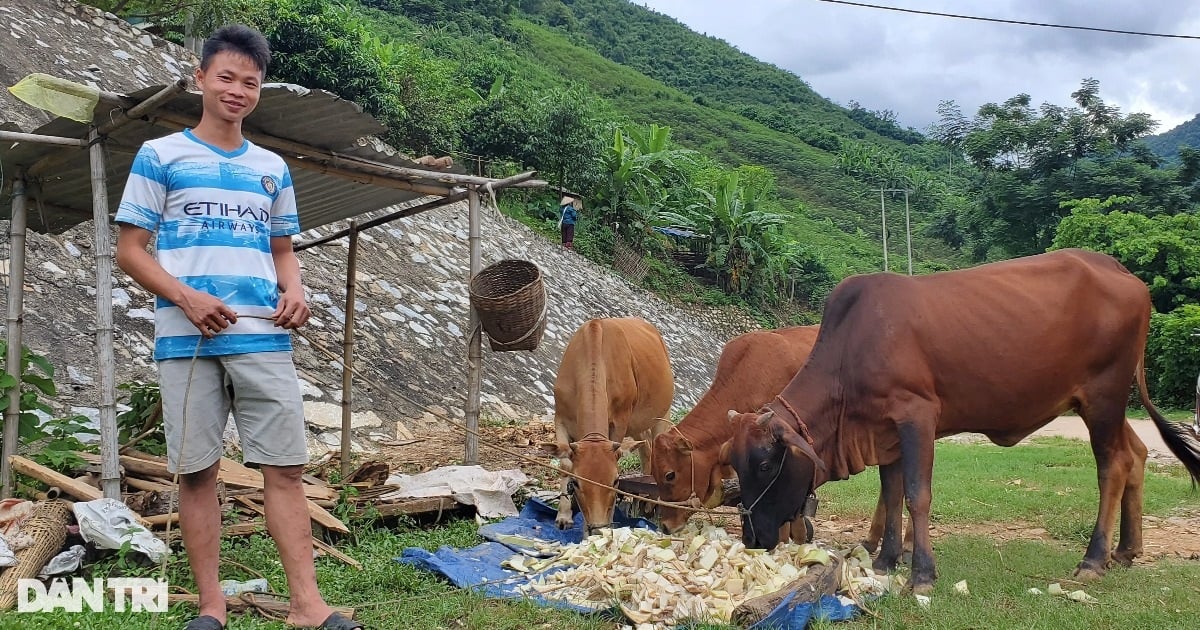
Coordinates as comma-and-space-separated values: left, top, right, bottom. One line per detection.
718, 440, 732, 466
617, 437, 643, 456
774, 423, 828, 475
540, 441, 568, 458
756, 410, 775, 427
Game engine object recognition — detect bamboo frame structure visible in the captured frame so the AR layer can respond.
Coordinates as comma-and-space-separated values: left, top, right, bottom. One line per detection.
89, 126, 120, 498
0, 75, 544, 498
465, 188, 482, 465
1, 171, 29, 498
340, 221, 359, 478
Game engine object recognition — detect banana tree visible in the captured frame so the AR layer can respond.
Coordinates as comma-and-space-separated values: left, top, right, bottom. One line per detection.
593, 124, 696, 248
703, 171, 787, 295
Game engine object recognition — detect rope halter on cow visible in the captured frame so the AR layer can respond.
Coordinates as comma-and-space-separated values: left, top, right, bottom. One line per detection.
737, 446, 788, 545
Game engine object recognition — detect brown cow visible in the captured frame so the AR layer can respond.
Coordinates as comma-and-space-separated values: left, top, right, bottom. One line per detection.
651, 326, 819, 533
543, 317, 675, 532
724, 249, 1200, 594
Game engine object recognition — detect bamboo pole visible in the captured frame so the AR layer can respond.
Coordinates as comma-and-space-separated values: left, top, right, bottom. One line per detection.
293, 170, 538, 253
0, 130, 87, 146
295, 193, 468, 252
146, 112, 456, 197
277, 153, 455, 197
1, 171, 28, 499
465, 187, 482, 465
340, 221, 359, 479
89, 127, 120, 500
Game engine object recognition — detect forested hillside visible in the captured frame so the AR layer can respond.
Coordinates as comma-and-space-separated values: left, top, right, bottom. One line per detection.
1145, 114, 1200, 163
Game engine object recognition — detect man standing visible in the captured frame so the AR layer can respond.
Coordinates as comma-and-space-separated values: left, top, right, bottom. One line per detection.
114, 25, 362, 630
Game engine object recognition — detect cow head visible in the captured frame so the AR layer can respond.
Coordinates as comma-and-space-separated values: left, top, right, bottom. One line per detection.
557, 435, 642, 532
651, 431, 727, 533
724, 409, 825, 550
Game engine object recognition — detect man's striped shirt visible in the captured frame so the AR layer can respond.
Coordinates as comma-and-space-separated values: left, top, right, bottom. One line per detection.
115, 129, 299, 360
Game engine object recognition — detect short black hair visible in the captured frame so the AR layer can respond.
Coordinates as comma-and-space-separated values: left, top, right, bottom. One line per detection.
201, 24, 271, 75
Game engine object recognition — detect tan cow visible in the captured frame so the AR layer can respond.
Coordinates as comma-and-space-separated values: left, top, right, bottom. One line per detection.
651, 326, 819, 533
543, 317, 674, 531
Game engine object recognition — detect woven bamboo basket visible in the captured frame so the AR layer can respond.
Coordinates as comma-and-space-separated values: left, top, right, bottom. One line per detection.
468, 259, 547, 352
0, 499, 72, 610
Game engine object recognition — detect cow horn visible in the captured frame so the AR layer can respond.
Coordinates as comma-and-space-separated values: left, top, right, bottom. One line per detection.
727, 409, 738, 422
756, 410, 775, 427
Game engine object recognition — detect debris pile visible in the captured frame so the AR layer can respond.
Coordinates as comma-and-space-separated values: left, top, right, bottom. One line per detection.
507, 525, 897, 627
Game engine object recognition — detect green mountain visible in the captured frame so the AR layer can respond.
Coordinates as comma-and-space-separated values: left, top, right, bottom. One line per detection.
1144, 113, 1200, 162
403, 0, 969, 274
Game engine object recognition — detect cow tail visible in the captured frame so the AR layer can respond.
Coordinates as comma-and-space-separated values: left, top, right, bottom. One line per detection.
1137, 355, 1200, 485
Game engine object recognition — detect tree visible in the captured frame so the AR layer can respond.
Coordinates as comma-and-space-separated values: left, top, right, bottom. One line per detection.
936, 79, 1162, 258
1052, 195, 1200, 312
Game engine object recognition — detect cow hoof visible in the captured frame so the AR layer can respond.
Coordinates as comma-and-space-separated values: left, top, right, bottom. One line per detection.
1111, 550, 1139, 567
1072, 566, 1105, 582
555, 516, 573, 530
911, 582, 934, 596
860, 540, 879, 554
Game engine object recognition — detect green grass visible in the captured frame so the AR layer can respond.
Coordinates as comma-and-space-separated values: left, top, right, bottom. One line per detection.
816, 437, 1199, 542
6, 437, 1198, 629
813, 537, 1200, 630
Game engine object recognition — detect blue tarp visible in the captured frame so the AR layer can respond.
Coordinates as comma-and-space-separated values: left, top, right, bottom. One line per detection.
396, 498, 859, 628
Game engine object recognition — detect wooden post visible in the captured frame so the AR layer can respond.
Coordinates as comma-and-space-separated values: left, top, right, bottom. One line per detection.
465, 188, 482, 465
879, 188, 888, 271
339, 221, 359, 479
1, 171, 29, 498
90, 128, 120, 500
904, 189, 913, 276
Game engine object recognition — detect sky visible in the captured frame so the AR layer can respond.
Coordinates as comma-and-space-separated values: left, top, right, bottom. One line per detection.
638, 0, 1200, 134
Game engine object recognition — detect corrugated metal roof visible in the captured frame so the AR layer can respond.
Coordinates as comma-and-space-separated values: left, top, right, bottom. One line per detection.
1, 83, 472, 233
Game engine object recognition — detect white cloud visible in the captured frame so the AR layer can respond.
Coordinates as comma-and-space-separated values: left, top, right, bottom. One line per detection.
639, 0, 1200, 132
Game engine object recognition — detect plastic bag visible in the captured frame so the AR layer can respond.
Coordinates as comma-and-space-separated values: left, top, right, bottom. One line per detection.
0, 534, 16, 568
38, 544, 87, 578
7, 73, 100, 123
73, 498, 169, 563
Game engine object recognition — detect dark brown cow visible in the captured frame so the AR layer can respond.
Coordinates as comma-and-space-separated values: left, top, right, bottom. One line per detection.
543, 317, 675, 532
651, 326, 819, 533
724, 249, 1200, 594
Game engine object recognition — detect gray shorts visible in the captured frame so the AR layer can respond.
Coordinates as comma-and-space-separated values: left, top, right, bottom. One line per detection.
157, 352, 309, 474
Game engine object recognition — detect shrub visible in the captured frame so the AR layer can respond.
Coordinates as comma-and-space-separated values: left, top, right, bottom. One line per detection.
1145, 305, 1200, 410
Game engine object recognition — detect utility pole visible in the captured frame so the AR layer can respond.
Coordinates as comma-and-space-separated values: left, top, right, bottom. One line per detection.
878, 188, 914, 275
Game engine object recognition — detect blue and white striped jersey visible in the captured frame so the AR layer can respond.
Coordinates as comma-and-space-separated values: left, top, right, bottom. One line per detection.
115, 129, 300, 360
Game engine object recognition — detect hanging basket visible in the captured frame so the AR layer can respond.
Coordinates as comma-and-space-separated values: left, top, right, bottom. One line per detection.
469, 259, 547, 352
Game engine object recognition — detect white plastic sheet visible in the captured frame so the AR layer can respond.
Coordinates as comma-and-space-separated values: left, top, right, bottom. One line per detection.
382, 465, 529, 517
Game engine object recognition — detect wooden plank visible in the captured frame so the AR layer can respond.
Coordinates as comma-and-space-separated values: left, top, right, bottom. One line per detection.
125, 477, 172, 492
75, 452, 347, 533
224, 522, 267, 537
312, 537, 362, 570
368, 496, 459, 518
8, 456, 151, 527
144, 512, 179, 527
